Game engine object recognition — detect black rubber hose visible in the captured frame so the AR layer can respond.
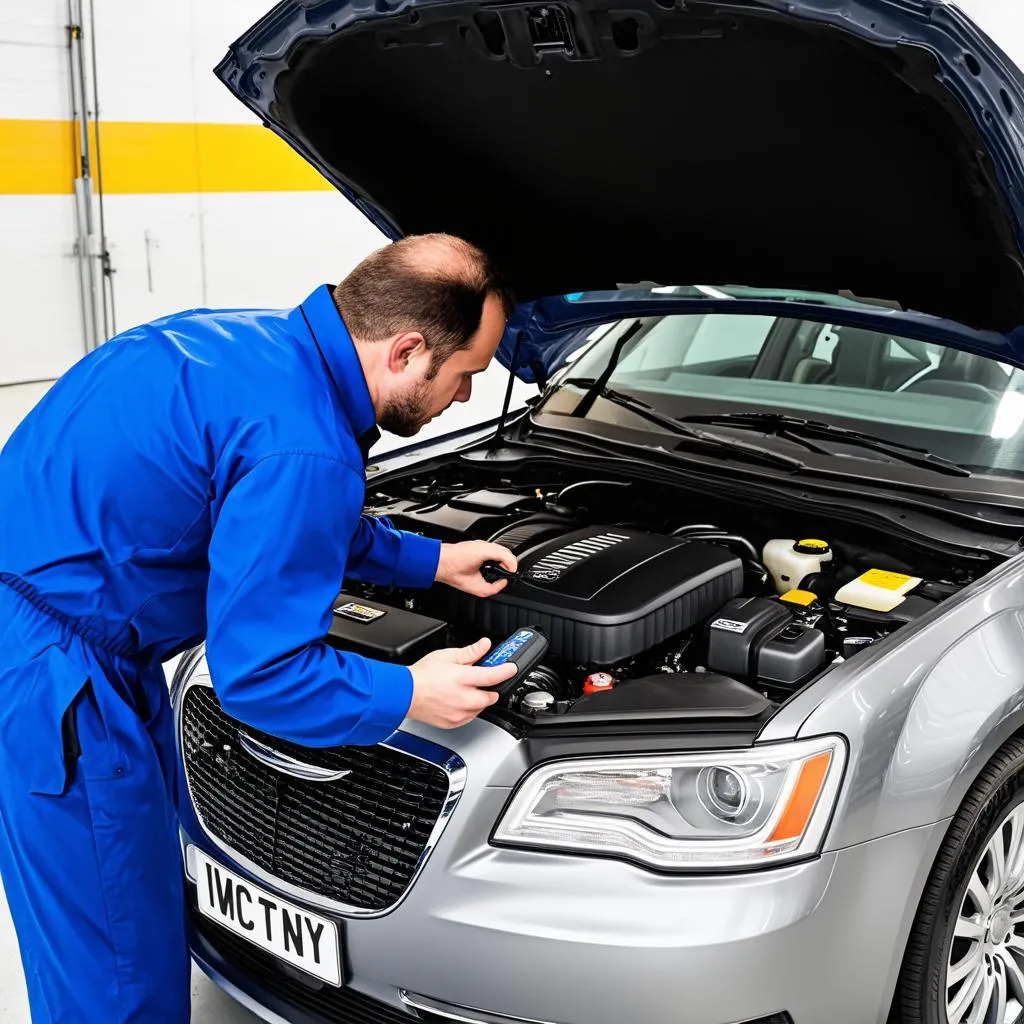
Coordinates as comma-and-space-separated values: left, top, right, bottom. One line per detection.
677, 531, 761, 564
677, 531, 771, 584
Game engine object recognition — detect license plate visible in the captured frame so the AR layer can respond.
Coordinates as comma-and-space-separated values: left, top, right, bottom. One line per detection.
191, 847, 343, 986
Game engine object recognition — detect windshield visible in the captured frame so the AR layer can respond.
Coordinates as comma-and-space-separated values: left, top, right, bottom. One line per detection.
541, 310, 1024, 476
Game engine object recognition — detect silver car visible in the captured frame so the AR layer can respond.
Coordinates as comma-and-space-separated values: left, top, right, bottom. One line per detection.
175, 1, 1024, 1022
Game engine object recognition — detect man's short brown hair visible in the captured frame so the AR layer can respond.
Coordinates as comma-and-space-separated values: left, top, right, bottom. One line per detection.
333, 234, 514, 375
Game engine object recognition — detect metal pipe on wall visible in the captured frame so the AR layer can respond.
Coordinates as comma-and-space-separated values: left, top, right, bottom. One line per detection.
88, 0, 116, 339
66, 0, 115, 353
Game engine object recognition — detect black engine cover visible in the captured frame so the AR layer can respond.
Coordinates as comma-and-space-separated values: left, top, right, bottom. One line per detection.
458, 527, 743, 664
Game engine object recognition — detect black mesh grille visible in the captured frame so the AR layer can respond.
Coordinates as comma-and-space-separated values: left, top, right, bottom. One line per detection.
181, 684, 449, 912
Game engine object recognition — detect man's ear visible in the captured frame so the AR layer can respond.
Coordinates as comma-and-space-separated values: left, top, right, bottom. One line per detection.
387, 332, 428, 374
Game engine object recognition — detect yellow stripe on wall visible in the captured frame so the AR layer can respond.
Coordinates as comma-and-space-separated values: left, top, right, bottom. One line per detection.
0, 118, 335, 195
0, 119, 80, 194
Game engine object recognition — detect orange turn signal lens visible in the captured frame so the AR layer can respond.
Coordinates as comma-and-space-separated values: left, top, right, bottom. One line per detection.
768, 751, 833, 843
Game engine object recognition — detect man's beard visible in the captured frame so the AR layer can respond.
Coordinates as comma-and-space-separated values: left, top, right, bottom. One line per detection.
378, 379, 433, 437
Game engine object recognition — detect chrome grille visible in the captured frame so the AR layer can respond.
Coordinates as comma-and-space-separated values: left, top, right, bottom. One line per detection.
181, 680, 458, 914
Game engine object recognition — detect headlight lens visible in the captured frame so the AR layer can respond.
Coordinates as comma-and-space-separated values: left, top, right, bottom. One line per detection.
492, 736, 846, 871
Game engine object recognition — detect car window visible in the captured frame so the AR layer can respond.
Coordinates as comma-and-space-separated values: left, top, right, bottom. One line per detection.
888, 338, 917, 362
682, 314, 777, 368
617, 314, 777, 374
554, 309, 1024, 475
810, 324, 839, 361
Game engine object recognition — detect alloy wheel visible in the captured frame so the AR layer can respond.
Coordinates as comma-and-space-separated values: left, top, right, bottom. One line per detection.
946, 803, 1024, 1024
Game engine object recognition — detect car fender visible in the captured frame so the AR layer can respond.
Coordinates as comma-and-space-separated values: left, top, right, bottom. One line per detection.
758, 553, 1024, 851
893, 608, 1024, 825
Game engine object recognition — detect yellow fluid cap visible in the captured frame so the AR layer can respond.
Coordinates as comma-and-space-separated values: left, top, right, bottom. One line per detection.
779, 589, 818, 607
794, 539, 830, 554
858, 569, 915, 591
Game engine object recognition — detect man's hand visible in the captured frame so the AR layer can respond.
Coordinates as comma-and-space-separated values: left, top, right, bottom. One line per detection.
435, 540, 518, 598
408, 638, 516, 729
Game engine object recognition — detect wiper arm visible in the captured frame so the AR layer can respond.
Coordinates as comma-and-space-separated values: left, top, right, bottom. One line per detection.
570, 318, 645, 418
678, 412, 971, 478
557, 381, 805, 470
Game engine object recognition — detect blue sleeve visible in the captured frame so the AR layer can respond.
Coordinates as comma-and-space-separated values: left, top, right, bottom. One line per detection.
205, 452, 413, 747
345, 514, 441, 589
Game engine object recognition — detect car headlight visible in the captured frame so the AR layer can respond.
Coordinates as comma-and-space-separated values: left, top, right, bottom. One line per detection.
492, 736, 846, 871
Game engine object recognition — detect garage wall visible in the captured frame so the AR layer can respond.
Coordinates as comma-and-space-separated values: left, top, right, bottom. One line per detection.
0, 0, 530, 452
1, 0, 1020, 454
956, 0, 1024, 71
1, 3, 86, 390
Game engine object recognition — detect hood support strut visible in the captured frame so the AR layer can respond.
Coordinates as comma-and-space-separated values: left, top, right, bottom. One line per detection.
489, 331, 525, 452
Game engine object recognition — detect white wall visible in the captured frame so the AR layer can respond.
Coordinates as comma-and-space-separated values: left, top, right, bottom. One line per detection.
0, 0, 531, 453
0, 3, 85, 389
956, 1, 1024, 70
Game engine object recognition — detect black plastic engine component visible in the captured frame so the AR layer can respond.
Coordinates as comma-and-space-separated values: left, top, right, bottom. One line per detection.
448, 489, 530, 513
799, 570, 840, 602
707, 596, 826, 687
458, 528, 743, 664
366, 499, 515, 542
563, 672, 771, 723
488, 513, 579, 552
511, 664, 570, 707
841, 594, 938, 632
758, 622, 826, 686
707, 597, 792, 677
326, 594, 447, 664
842, 635, 876, 658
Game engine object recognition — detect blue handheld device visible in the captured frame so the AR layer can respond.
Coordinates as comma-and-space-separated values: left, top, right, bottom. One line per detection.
478, 626, 549, 696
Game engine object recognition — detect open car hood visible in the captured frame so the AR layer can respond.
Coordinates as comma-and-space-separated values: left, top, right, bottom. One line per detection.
498, 287, 1024, 383
217, 0, 1024, 371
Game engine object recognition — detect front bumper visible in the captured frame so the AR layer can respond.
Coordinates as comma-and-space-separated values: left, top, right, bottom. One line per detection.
184, 816, 945, 1024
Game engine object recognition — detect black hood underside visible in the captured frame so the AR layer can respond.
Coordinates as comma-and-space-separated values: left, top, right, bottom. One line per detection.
254, 0, 1024, 332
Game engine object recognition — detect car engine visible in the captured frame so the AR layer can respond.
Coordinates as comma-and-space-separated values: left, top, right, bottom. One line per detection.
456, 525, 743, 664
328, 471, 972, 722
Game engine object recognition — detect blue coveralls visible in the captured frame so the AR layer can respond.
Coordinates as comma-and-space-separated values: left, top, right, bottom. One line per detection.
0, 285, 441, 1022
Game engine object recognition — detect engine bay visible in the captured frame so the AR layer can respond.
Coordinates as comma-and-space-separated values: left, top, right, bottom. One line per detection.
328, 463, 982, 725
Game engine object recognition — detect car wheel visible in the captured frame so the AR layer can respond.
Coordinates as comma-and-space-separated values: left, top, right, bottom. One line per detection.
899, 738, 1024, 1024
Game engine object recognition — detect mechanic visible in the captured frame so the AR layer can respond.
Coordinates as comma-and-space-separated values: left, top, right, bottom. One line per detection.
0, 233, 520, 1023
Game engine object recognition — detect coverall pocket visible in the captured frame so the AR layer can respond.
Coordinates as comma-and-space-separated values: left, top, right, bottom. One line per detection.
0, 644, 91, 797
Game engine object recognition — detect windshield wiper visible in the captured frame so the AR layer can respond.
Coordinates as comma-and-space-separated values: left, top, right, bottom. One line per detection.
570, 319, 645, 418
556, 380, 805, 470
677, 412, 971, 478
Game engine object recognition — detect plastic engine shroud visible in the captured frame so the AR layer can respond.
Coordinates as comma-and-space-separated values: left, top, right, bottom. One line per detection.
457, 527, 743, 665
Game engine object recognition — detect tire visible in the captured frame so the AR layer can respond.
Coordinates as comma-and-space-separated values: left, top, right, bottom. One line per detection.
899, 738, 1024, 1024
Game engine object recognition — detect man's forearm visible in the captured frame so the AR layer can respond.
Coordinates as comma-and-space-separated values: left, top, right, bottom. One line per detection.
345, 514, 442, 588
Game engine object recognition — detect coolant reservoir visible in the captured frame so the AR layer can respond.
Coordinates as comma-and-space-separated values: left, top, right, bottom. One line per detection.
763, 538, 833, 594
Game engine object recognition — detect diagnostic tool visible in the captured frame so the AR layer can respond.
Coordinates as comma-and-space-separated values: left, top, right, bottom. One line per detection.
478, 626, 549, 697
